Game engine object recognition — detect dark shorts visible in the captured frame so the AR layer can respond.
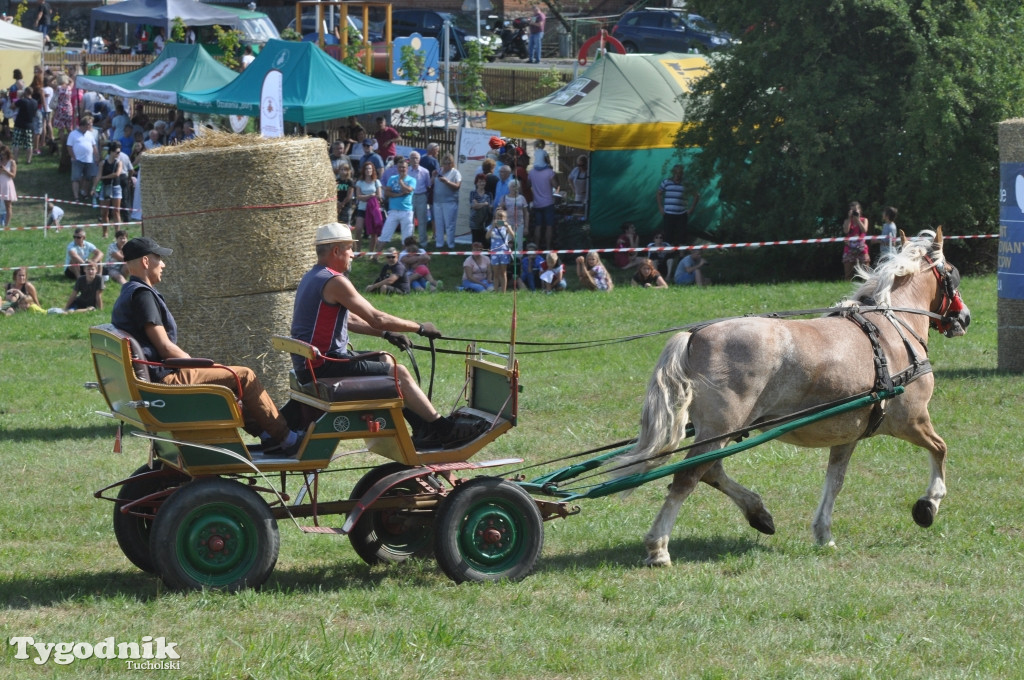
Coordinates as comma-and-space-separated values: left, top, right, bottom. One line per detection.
662, 211, 690, 245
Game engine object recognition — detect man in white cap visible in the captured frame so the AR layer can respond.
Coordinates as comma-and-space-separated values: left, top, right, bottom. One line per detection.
111, 237, 304, 456
290, 223, 484, 449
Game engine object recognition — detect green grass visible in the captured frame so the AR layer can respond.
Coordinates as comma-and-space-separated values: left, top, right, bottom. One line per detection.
2, 161, 1023, 679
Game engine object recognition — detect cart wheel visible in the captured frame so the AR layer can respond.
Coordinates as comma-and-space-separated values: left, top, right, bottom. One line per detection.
348, 463, 435, 566
112, 463, 187, 573
149, 478, 279, 591
433, 477, 543, 584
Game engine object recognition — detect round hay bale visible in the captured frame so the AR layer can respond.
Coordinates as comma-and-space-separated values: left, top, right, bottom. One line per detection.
997, 119, 1024, 373
140, 132, 336, 399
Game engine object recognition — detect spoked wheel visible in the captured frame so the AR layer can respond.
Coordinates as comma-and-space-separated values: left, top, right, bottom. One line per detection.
433, 477, 543, 584
347, 463, 435, 566
112, 463, 187, 573
150, 478, 279, 591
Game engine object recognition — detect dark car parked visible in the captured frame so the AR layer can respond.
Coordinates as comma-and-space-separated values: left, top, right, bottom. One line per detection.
383, 9, 497, 60
611, 9, 735, 54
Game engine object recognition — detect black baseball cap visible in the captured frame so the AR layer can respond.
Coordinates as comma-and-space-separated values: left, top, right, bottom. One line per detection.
122, 237, 172, 261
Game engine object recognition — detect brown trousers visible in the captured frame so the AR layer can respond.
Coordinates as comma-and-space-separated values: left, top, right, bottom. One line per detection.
160, 366, 289, 442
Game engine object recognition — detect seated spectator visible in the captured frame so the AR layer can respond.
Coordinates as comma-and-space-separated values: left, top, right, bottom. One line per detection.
576, 250, 614, 291
516, 243, 544, 291
632, 258, 668, 288
400, 237, 441, 292
365, 247, 410, 295
461, 242, 494, 292
673, 249, 710, 286
614, 222, 642, 269
2, 287, 43, 316
65, 262, 104, 311
486, 208, 514, 293
539, 251, 566, 293
646, 231, 674, 278
104, 229, 128, 284
64, 227, 103, 280
6, 266, 39, 305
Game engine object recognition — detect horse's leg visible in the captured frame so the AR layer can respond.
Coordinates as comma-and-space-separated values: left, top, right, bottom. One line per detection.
644, 467, 706, 567
700, 461, 775, 535
812, 442, 858, 546
901, 422, 947, 528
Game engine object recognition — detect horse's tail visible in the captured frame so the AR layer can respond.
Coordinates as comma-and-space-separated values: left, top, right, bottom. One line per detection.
613, 332, 694, 492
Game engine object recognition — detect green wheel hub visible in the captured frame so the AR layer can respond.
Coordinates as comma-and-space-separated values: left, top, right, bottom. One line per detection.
458, 501, 526, 571
177, 503, 259, 584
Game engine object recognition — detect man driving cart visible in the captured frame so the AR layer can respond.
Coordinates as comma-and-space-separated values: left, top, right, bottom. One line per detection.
290, 223, 485, 449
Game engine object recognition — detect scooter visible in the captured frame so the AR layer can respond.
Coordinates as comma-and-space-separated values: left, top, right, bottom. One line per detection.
495, 17, 529, 60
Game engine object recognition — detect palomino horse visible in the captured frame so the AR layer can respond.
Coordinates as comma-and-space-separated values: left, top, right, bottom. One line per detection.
616, 228, 971, 566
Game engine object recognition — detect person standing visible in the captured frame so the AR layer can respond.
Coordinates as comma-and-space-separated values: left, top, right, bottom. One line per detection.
527, 4, 545, 64
66, 115, 99, 200
841, 201, 871, 280
527, 158, 558, 249
407, 151, 432, 244
373, 116, 400, 162
33, 0, 52, 38
433, 153, 462, 250
0, 146, 17, 226
657, 164, 698, 246
12, 86, 37, 165
879, 206, 899, 259
380, 157, 416, 246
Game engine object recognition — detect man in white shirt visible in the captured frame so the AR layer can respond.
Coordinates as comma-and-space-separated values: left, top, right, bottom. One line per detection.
144, 129, 162, 150
66, 115, 100, 200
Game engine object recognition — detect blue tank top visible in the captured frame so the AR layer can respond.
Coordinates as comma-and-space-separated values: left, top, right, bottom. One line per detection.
290, 265, 349, 376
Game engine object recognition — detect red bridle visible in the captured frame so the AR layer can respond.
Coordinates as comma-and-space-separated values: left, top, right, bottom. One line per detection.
925, 255, 964, 335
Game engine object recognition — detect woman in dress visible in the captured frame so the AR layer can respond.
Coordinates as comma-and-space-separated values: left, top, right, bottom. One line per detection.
486, 208, 513, 293
12, 86, 37, 165
499, 179, 529, 248
841, 201, 871, 280
577, 250, 614, 291
353, 161, 383, 254
0, 145, 17, 226
461, 241, 494, 292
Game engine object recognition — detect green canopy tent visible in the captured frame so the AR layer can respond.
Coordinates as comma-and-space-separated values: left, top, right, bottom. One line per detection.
487, 52, 723, 242
75, 43, 238, 105
177, 40, 424, 125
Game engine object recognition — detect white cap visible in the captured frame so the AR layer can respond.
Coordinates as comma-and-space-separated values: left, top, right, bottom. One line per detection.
314, 222, 355, 245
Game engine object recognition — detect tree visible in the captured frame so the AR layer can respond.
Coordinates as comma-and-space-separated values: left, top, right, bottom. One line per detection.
680, 0, 1024, 254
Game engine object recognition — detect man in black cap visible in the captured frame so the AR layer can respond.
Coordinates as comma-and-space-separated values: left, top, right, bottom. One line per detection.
111, 237, 303, 455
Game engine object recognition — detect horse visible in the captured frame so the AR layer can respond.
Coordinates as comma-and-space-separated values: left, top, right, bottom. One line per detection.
615, 228, 971, 566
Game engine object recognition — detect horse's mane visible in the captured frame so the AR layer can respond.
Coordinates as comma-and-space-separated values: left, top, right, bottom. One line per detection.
848, 230, 941, 306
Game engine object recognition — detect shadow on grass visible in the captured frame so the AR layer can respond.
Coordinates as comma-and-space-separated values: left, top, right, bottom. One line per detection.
0, 423, 120, 443
932, 366, 1018, 380
540, 534, 771, 572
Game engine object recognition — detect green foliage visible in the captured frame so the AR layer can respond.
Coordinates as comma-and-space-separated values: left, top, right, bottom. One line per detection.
12, 1, 27, 24
212, 25, 244, 70
460, 40, 494, 112
279, 27, 302, 42
170, 16, 186, 43
339, 25, 366, 72
538, 66, 567, 93
680, 0, 1024, 260
398, 44, 425, 83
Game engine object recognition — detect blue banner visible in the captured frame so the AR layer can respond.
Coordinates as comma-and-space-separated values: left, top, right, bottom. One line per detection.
999, 162, 1024, 300
392, 34, 439, 82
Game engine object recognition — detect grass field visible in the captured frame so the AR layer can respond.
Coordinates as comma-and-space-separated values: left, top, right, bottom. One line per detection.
2, 158, 1022, 679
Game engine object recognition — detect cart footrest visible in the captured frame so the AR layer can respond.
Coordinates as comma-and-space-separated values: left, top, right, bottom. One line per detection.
300, 525, 347, 535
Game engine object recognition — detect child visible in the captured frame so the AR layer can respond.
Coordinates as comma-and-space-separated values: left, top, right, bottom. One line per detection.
2, 287, 43, 316
0, 145, 17, 226
516, 242, 544, 291
399, 236, 442, 293
539, 251, 566, 293
614, 221, 642, 269
46, 200, 64, 232
64, 262, 104, 312
486, 208, 513, 293
577, 250, 614, 291
104, 229, 128, 284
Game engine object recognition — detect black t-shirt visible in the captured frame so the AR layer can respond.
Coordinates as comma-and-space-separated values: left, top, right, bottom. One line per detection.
73, 274, 104, 307
374, 262, 409, 293
14, 97, 38, 129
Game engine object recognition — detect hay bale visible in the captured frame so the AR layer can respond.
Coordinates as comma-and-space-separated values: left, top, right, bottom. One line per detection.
997, 120, 1024, 373
140, 132, 337, 398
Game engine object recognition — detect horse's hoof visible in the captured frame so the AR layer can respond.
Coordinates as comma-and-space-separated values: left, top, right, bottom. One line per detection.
912, 499, 936, 528
644, 553, 672, 568
748, 510, 776, 535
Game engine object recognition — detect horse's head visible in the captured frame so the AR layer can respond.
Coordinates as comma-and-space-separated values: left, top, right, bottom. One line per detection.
913, 227, 971, 337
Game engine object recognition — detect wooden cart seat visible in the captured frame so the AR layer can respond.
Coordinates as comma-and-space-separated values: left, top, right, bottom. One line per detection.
289, 372, 401, 402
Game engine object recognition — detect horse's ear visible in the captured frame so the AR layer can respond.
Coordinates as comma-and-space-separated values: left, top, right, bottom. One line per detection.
899, 230, 907, 248
935, 225, 944, 249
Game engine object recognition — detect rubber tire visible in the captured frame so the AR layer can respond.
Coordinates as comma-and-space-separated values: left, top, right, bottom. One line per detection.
623, 41, 638, 54
150, 478, 279, 591
347, 463, 435, 566
112, 463, 187, 574
433, 477, 543, 584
